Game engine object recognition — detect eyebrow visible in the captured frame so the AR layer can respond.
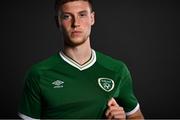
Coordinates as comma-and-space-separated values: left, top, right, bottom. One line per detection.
62, 10, 88, 15
79, 10, 88, 14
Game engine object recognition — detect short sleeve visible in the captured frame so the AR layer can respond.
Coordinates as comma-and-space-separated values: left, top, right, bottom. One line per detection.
18, 68, 41, 119
116, 64, 139, 116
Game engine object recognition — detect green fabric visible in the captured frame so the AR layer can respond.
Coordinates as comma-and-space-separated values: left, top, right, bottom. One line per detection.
18, 50, 138, 119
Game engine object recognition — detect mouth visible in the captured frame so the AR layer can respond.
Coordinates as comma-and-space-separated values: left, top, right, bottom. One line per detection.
71, 31, 82, 36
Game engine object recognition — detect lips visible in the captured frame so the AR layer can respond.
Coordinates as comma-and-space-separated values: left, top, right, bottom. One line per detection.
72, 30, 82, 33
71, 31, 82, 36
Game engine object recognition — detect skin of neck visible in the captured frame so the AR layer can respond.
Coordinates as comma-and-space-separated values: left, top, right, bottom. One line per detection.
63, 37, 92, 65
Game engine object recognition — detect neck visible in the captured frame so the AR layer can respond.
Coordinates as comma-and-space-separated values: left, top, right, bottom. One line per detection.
63, 39, 92, 65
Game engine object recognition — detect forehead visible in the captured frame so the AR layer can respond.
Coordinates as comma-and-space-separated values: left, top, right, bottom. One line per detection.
60, 1, 91, 13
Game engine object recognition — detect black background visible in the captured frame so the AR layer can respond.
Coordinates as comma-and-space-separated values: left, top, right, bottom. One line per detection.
1, 0, 180, 118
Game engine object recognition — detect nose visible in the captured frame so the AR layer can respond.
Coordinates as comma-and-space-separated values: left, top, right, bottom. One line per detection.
72, 16, 80, 28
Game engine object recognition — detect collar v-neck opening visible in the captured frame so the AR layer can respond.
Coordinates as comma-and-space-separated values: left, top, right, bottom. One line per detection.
59, 49, 96, 71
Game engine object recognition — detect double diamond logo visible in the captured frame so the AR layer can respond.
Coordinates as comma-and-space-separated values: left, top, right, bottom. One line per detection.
52, 80, 64, 88
98, 78, 115, 92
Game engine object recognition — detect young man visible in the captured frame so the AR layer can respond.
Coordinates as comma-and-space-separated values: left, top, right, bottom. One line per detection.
18, 0, 144, 119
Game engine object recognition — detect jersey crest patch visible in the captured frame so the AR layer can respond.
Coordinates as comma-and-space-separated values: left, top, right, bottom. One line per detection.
98, 78, 115, 92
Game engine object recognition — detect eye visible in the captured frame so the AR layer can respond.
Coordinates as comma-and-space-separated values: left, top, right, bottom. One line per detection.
61, 14, 71, 20
79, 12, 87, 17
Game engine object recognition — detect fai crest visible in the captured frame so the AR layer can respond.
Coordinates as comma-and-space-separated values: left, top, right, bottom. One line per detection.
98, 78, 115, 92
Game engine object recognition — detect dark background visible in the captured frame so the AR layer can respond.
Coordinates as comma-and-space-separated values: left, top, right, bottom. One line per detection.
1, 0, 180, 118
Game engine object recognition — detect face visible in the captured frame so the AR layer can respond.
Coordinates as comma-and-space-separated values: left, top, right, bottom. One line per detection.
57, 1, 95, 46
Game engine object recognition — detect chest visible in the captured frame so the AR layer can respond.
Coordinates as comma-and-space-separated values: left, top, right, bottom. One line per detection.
39, 67, 121, 118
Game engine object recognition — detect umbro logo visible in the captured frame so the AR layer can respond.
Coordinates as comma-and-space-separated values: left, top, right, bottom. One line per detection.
52, 80, 64, 88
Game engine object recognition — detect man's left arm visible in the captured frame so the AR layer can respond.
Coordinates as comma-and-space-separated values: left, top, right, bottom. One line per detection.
127, 109, 144, 119
105, 98, 144, 119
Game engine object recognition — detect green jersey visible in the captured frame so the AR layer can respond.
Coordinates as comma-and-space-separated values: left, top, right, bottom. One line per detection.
18, 50, 139, 119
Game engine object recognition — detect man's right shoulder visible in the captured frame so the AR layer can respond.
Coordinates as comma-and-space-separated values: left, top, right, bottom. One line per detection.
27, 53, 60, 75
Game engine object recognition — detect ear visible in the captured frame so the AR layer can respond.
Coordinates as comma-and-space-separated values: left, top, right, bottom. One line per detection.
91, 11, 95, 26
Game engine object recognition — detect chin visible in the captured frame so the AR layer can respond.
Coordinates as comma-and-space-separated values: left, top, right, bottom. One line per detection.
65, 38, 87, 47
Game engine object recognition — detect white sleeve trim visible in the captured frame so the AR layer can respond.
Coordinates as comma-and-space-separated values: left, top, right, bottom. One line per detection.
126, 103, 140, 116
18, 113, 40, 120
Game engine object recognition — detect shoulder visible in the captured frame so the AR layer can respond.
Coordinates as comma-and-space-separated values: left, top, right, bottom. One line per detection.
25, 53, 60, 78
95, 51, 130, 74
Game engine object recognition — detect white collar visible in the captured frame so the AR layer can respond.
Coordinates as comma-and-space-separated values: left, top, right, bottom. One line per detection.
59, 49, 96, 71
